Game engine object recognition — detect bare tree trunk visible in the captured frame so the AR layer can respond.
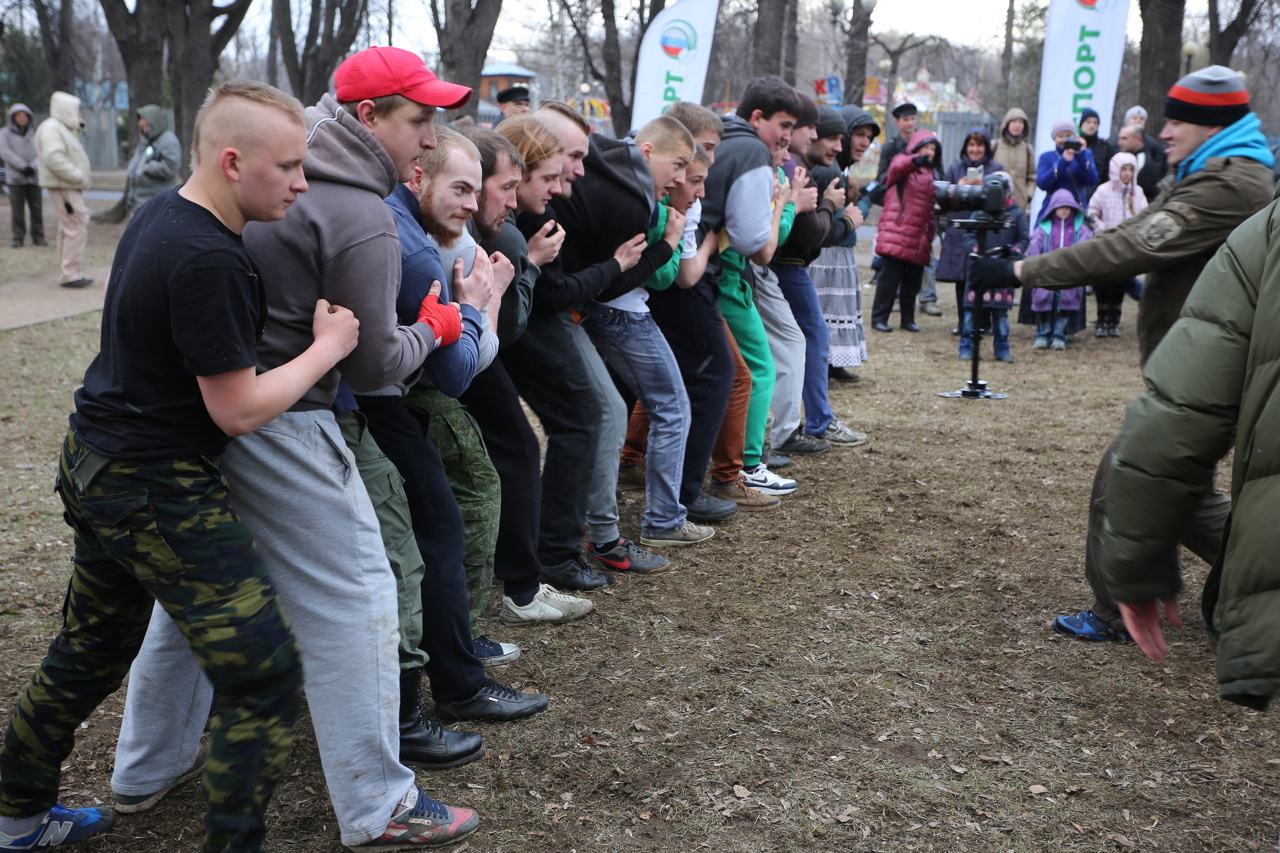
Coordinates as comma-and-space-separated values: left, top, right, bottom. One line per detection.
1136, 0, 1184, 137
275, 0, 368, 105
782, 0, 798, 86
167, 0, 255, 177
31, 0, 78, 91
1001, 0, 1015, 110
842, 2, 870, 106
753, 0, 786, 78
267, 5, 279, 88
1207, 0, 1261, 66
98, 0, 166, 158
430, 0, 504, 119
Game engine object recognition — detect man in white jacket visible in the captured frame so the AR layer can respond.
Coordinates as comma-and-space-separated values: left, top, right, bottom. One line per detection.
35, 91, 92, 288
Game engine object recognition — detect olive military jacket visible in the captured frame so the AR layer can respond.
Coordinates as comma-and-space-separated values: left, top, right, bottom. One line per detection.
1099, 194, 1280, 710
1021, 155, 1274, 363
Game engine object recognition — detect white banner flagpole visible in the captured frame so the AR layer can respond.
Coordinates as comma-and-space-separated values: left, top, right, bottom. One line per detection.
1032, 0, 1131, 215
630, 0, 721, 130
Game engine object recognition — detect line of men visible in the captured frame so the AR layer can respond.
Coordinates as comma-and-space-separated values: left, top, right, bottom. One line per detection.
0, 53, 881, 852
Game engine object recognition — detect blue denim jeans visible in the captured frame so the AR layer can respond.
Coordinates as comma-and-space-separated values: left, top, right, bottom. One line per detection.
1035, 311, 1070, 343
585, 305, 690, 537
773, 264, 835, 436
961, 308, 1011, 358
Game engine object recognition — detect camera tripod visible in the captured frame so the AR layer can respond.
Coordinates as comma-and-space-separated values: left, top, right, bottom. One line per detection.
939, 224, 1009, 401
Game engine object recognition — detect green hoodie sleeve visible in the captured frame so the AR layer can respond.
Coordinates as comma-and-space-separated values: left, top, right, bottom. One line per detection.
645, 203, 681, 292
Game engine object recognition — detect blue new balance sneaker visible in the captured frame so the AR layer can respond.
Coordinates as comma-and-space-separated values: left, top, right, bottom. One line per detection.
0, 804, 115, 849
1053, 609, 1128, 642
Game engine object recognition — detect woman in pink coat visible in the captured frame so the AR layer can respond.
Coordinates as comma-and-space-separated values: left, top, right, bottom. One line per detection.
1086, 152, 1148, 336
871, 128, 941, 332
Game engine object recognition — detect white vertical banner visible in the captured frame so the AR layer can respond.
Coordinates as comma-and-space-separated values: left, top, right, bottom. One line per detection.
1032, 0, 1131, 214
630, 0, 721, 130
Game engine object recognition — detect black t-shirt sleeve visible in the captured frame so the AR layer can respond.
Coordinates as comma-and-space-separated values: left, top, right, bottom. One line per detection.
169, 254, 265, 377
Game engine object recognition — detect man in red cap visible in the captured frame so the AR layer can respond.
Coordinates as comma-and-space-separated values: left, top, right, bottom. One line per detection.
109, 47, 487, 850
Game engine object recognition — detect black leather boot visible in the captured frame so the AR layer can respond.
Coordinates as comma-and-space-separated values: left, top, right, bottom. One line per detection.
400, 668, 485, 769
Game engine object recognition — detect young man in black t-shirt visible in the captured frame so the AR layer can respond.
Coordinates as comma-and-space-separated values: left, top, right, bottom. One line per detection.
0, 81, 358, 852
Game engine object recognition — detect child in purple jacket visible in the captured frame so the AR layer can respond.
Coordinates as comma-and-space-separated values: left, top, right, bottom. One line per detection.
1027, 188, 1093, 350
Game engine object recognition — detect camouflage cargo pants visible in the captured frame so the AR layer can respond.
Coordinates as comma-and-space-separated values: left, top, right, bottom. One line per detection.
0, 430, 302, 853
406, 388, 501, 635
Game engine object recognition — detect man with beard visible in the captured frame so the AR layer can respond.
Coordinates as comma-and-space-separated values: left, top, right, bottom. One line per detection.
372, 125, 556, 710
441, 127, 596, 625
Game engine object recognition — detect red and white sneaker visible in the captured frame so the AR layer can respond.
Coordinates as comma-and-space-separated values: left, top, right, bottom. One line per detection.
347, 786, 479, 849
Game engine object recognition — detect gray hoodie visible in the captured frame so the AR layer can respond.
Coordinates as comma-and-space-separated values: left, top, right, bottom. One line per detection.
126, 104, 182, 209
243, 93, 437, 410
0, 104, 38, 186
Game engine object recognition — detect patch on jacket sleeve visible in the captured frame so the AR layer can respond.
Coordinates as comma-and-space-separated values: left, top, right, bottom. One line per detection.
1138, 210, 1184, 249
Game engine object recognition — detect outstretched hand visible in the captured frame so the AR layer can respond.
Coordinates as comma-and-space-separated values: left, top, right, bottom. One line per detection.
1119, 599, 1183, 661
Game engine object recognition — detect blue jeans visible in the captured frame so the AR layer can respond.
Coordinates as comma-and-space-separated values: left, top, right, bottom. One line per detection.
918, 258, 938, 305
773, 264, 835, 436
961, 308, 1010, 358
1035, 311, 1069, 343
585, 305, 690, 536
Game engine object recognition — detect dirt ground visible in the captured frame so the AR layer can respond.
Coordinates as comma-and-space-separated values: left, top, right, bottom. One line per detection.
1, 201, 1277, 852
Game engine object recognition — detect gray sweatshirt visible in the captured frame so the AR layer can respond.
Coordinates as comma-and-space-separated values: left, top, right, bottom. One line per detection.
244, 94, 436, 409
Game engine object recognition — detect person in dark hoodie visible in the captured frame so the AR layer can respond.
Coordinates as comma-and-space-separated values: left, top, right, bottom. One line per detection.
0, 104, 44, 246
770, 104, 869, 454
108, 48, 488, 849
647, 79, 803, 512
810, 105, 877, 382
502, 105, 650, 589
570, 117, 720, 551
934, 127, 1003, 334
124, 104, 181, 211
871, 128, 942, 333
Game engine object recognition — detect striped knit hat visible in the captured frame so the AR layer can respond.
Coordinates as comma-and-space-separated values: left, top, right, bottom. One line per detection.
1163, 65, 1250, 126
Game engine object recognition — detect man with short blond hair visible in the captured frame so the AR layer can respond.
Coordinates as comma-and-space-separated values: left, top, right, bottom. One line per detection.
0, 80, 360, 852
109, 49, 486, 850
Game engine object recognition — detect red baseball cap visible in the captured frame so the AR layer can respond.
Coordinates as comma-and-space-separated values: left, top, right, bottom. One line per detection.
333, 46, 472, 110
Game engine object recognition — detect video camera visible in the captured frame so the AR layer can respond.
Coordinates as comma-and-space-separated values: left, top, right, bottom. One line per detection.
933, 174, 1011, 233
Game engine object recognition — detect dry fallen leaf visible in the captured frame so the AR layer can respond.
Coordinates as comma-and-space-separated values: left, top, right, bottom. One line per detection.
1028, 785, 1048, 795
733, 785, 751, 799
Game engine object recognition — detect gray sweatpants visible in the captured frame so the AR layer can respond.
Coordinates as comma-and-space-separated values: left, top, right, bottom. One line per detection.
751, 263, 806, 450
111, 410, 414, 847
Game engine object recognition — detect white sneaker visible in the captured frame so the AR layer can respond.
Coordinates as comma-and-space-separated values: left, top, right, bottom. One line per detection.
742, 463, 798, 496
499, 583, 595, 625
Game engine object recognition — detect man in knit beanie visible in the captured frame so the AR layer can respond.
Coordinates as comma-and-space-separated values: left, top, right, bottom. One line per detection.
1078, 106, 1115, 179
972, 65, 1276, 645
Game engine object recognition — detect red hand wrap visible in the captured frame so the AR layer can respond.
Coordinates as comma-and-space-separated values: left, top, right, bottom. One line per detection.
417, 294, 463, 348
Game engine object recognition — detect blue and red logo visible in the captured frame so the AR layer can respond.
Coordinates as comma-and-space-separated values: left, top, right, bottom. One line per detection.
660, 21, 698, 60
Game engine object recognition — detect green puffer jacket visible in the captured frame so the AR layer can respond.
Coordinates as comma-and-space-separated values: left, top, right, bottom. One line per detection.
1099, 194, 1280, 710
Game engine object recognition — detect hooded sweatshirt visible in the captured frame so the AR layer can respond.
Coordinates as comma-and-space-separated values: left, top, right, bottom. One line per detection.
243, 93, 437, 409
1088, 152, 1148, 232
808, 106, 879, 250
700, 113, 775, 283
36, 91, 91, 191
552, 133, 674, 308
0, 104, 38, 187
874, 128, 941, 266
992, 107, 1035, 209
126, 105, 182, 210
1028, 188, 1092, 312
